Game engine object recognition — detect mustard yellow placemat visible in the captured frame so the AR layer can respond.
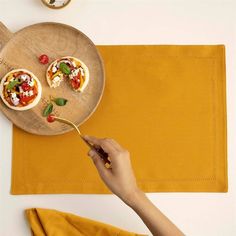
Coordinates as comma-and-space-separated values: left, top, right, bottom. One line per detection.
11, 45, 227, 194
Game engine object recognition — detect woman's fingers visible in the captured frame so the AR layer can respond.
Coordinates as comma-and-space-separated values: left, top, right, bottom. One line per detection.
107, 138, 124, 151
88, 149, 110, 179
84, 135, 117, 156
84, 135, 101, 145
100, 139, 118, 156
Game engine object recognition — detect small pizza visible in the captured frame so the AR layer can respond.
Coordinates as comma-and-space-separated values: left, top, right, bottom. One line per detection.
0, 69, 42, 111
46, 56, 89, 92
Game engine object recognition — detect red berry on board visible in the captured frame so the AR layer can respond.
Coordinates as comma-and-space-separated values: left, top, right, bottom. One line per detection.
39, 54, 49, 64
47, 114, 56, 123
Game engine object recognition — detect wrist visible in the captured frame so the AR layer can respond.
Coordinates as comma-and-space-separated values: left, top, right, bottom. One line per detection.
123, 188, 146, 208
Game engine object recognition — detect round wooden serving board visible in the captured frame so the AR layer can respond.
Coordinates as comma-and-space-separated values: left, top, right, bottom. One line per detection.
0, 22, 105, 135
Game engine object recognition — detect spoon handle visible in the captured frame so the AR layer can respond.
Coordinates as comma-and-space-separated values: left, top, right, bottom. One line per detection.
54, 116, 110, 164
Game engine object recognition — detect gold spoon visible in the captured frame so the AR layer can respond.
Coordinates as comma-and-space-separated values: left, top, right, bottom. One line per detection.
52, 116, 111, 164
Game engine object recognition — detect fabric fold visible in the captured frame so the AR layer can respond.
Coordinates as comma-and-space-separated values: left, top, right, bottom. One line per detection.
25, 208, 145, 236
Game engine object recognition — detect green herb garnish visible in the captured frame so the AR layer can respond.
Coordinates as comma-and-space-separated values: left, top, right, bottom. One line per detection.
43, 103, 53, 117
54, 97, 68, 106
7, 80, 21, 90
59, 62, 71, 75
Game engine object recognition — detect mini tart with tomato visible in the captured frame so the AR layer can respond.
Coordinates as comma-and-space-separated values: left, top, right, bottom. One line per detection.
0, 69, 42, 111
46, 56, 89, 92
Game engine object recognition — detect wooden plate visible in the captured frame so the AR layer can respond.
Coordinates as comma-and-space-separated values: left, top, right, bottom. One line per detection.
0, 22, 105, 135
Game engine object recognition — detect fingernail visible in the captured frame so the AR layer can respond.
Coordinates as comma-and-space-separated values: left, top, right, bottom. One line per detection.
88, 149, 96, 157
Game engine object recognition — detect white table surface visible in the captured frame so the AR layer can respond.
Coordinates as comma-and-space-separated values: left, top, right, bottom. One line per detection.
0, 0, 235, 235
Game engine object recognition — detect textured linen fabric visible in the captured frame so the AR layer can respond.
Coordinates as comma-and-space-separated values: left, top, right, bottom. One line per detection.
25, 208, 145, 236
11, 45, 227, 194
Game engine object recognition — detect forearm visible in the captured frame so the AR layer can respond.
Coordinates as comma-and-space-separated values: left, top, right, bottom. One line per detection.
125, 189, 184, 236
85, 136, 184, 236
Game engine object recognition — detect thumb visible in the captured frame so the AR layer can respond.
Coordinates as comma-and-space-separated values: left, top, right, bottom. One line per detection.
88, 149, 110, 179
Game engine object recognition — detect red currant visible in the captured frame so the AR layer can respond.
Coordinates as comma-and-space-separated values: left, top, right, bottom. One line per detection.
39, 54, 49, 64
47, 114, 56, 123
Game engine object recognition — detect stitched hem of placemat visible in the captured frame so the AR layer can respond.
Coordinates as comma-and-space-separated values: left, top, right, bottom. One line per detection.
11, 179, 227, 195
10, 45, 228, 194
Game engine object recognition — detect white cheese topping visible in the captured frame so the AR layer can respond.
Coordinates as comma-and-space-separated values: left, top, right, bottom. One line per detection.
28, 90, 34, 96
11, 93, 20, 106
19, 86, 24, 93
72, 69, 79, 76
23, 91, 29, 97
52, 66, 57, 73
69, 74, 73, 80
11, 92, 17, 98
79, 67, 85, 76
69, 68, 81, 80
53, 76, 61, 82
68, 67, 85, 80
21, 74, 30, 81
11, 97, 20, 106
52, 75, 63, 88
72, 61, 77, 67
28, 80, 35, 87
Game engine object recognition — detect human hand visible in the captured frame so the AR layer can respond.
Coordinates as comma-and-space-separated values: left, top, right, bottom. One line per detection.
84, 136, 140, 205
84, 136, 184, 236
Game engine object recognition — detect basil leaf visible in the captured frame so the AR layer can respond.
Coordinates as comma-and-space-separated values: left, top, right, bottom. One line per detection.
7, 80, 20, 90
43, 103, 53, 117
54, 98, 68, 106
59, 62, 71, 75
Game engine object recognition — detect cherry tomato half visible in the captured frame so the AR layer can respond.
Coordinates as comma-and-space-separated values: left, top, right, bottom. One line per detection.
21, 82, 31, 91
71, 75, 81, 90
19, 94, 34, 104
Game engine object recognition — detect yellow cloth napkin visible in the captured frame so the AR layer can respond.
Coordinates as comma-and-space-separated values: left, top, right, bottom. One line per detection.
11, 45, 227, 194
26, 208, 145, 236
